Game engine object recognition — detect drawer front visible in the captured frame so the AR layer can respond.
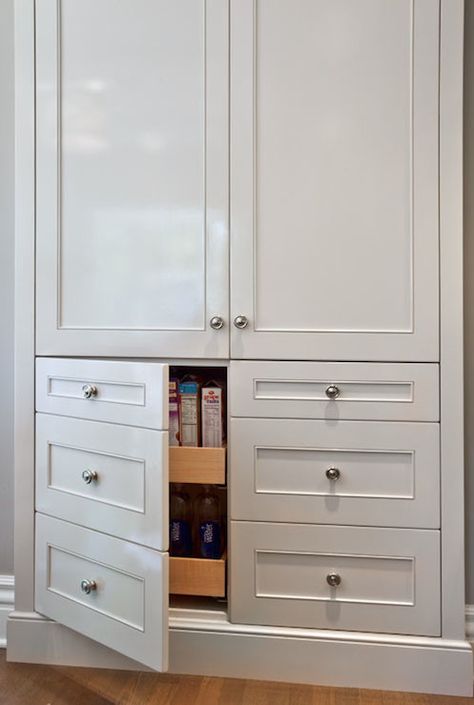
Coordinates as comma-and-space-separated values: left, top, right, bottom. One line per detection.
36, 358, 168, 429
36, 414, 168, 550
230, 361, 438, 421
230, 418, 439, 528
35, 514, 168, 671
230, 522, 440, 636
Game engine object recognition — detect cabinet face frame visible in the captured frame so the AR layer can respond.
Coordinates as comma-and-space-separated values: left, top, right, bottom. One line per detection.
230, 0, 440, 362
11, 0, 469, 684
35, 0, 229, 359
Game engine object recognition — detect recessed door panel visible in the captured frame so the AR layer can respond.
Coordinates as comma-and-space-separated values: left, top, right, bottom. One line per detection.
230, 418, 440, 528
36, 0, 228, 357
36, 358, 168, 429
231, 0, 439, 360
231, 521, 440, 636
36, 414, 169, 549
36, 514, 168, 670
230, 361, 439, 421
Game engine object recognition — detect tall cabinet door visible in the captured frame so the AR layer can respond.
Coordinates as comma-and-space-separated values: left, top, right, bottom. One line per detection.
36, 0, 229, 358
230, 0, 439, 362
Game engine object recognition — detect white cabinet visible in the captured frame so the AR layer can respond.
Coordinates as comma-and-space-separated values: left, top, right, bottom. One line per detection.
36, 414, 168, 549
230, 522, 440, 637
230, 418, 440, 528
230, 0, 440, 362
36, 514, 168, 671
230, 361, 439, 422
35, 0, 440, 364
35, 0, 229, 359
12, 0, 471, 696
34, 358, 169, 669
36, 357, 168, 428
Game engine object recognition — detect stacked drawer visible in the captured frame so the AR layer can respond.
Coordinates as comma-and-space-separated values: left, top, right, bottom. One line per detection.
229, 361, 441, 637
33, 358, 169, 669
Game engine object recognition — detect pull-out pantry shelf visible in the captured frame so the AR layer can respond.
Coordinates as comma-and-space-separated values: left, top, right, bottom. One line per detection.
169, 447, 226, 485
170, 555, 226, 598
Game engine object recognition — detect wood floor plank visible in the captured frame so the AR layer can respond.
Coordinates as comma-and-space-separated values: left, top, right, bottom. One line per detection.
58, 664, 141, 704
1, 652, 473, 705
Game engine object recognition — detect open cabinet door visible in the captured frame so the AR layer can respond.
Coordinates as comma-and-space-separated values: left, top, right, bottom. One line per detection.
34, 358, 170, 671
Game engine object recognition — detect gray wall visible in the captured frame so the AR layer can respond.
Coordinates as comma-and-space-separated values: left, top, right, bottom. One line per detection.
0, 0, 15, 576
1, 3, 474, 600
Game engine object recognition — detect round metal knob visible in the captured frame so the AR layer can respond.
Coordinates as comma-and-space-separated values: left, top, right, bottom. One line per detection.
326, 573, 342, 588
82, 384, 97, 399
210, 316, 224, 330
326, 467, 340, 481
82, 469, 98, 485
325, 384, 340, 400
233, 315, 249, 329
80, 579, 97, 595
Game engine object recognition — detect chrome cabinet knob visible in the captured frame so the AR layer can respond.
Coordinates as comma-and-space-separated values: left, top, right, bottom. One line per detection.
325, 384, 340, 400
210, 316, 224, 330
82, 384, 97, 399
326, 467, 340, 481
326, 573, 342, 588
80, 579, 97, 595
233, 315, 249, 329
82, 469, 98, 484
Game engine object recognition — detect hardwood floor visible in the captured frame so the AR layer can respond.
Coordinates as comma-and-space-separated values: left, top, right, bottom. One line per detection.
0, 652, 473, 705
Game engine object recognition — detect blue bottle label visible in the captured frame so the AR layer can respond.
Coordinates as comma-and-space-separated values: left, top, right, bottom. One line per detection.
199, 521, 221, 559
170, 520, 192, 556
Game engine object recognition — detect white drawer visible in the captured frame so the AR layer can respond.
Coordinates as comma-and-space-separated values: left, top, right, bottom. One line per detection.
230, 361, 438, 421
230, 522, 440, 636
36, 414, 168, 550
230, 418, 439, 528
36, 358, 168, 429
35, 513, 168, 670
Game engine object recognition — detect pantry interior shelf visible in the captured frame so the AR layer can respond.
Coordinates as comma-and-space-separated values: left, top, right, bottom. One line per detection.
169, 446, 226, 485
169, 553, 227, 598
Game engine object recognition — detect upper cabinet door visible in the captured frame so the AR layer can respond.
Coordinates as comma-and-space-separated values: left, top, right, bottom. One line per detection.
36, 0, 229, 358
230, 0, 439, 362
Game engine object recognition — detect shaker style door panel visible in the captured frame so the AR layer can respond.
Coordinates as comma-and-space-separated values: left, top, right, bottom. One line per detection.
230, 522, 440, 636
36, 514, 168, 671
231, 0, 439, 361
36, 358, 168, 429
230, 361, 439, 422
36, 414, 169, 549
36, 0, 228, 358
230, 418, 440, 528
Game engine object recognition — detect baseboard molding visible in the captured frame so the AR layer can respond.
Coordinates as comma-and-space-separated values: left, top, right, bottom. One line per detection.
2, 584, 474, 694
0, 575, 15, 648
7, 609, 473, 696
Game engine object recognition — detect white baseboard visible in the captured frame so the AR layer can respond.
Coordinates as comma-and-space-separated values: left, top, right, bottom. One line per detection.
2, 581, 474, 692
6, 608, 473, 695
0, 575, 14, 648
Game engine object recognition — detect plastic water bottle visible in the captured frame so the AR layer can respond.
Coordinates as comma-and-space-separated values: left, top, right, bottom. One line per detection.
196, 485, 222, 559
169, 484, 193, 557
